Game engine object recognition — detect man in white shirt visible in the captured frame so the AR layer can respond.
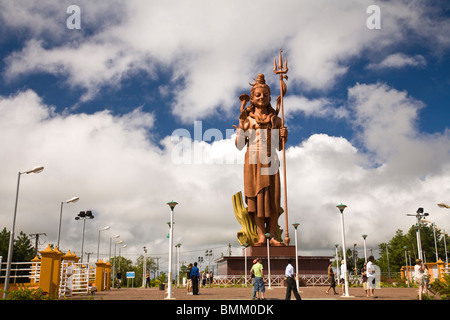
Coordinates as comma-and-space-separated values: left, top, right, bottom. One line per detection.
366, 256, 376, 297
285, 259, 301, 300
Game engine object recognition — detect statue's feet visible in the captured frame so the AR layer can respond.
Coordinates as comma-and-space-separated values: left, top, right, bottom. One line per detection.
269, 238, 285, 246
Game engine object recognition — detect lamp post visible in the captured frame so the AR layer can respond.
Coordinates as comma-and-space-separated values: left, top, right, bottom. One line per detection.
337, 203, 350, 297
407, 207, 428, 260
362, 234, 368, 263
109, 234, 120, 261
438, 203, 450, 209
3, 166, 44, 298
403, 246, 410, 287
113, 240, 124, 288
143, 246, 148, 288
265, 233, 272, 290
292, 222, 300, 288
423, 219, 439, 262
166, 200, 178, 299
75, 210, 94, 263
97, 226, 110, 261
441, 229, 448, 268
334, 243, 340, 284
243, 243, 248, 287
175, 243, 182, 287
57, 196, 79, 249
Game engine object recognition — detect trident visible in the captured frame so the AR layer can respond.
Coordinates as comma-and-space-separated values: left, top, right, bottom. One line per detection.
273, 50, 290, 246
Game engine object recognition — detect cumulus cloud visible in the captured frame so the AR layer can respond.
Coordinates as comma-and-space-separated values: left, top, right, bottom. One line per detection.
1, 82, 449, 263
366, 53, 427, 70
3, 0, 450, 123
1, 0, 450, 269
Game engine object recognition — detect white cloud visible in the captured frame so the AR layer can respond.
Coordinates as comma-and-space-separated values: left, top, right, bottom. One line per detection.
1, 84, 449, 265
1, 0, 450, 270
3, 1, 450, 123
366, 53, 426, 70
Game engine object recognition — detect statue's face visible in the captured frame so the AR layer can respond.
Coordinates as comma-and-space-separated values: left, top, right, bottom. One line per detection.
252, 87, 270, 109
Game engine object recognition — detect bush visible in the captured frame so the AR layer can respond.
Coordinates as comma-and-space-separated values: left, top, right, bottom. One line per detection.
1, 287, 56, 300
430, 274, 450, 300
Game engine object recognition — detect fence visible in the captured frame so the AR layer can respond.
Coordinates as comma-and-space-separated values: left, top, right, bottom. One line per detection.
59, 262, 96, 297
0, 261, 40, 286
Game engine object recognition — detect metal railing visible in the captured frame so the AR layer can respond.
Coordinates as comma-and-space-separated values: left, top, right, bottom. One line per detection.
0, 261, 40, 284
59, 262, 96, 297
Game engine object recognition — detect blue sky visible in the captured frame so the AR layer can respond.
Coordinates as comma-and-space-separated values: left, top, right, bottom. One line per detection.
1, 1, 449, 270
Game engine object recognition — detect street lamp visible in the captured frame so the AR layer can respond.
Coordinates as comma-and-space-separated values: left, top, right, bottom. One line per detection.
438, 203, 450, 209
113, 240, 124, 288
97, 226, 110, 261
403, 246, 410, 287
57, 196, 79, 249
3, 166, 44, 298
176, 243, 182, 287
265, 232, 272, 290
423, 219, 439, 262
75, 210, 94, 263
362, 234, 368, 263
336, 203, 350, 297
406, 207, 428, 260
243, 243, 248, 287
109, 234, 120, 261
441, 229, 448, 268
292, 222, 300, 288
166, 200, 178, 299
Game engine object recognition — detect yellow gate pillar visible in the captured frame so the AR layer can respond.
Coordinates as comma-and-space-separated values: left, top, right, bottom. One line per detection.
95, 260, 106, 291
105, 261, 111, 290
436, 258, 445, 281
39, 245, 63, 297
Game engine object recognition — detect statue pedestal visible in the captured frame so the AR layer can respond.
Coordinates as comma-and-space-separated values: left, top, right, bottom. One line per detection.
244, 245, 295, 258
215, 245, 332, 279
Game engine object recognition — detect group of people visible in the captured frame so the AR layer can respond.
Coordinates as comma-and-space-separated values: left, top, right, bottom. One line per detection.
186, 263, 214, 295
326, 255, 378, 297
250, 257, 301, 300
413, 258, 432, 300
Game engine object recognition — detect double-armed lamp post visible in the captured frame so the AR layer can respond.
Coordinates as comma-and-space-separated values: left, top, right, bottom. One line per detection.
3, 166, 44, 298
166, 200, 178, 299
337, 203, 350, 297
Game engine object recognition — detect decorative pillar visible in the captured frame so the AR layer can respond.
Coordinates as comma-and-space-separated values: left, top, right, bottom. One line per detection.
436, 258, 445, 281
39, 245, 63, 297
95, 259, 106, 291
105, 261, 112, 290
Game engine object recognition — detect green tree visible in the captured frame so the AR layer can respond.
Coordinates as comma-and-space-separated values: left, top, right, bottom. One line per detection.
0, 227, 35, 262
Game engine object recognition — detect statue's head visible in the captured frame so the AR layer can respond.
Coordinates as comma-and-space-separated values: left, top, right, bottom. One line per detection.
250, 74, 271, 109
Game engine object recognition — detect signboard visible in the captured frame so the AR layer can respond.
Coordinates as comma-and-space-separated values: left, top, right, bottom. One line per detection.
126, 271, 135, 279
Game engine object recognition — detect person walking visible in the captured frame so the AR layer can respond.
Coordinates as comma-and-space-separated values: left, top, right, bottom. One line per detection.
340, 260, 346, 295
414, 259, 424, 300
186, 263, 193, 295
190, 262, 200, 295
285, 259, 301, 300
250, 259, 257, 299
367, 256, 377, 298
250, 258, 265, 300
361, 262, 369, 297
116, 270, 122, 289
145, 270, 151, 288
325, 261, 337, 295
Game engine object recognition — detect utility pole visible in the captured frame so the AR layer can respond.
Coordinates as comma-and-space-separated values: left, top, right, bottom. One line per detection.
29, 233, 46, 256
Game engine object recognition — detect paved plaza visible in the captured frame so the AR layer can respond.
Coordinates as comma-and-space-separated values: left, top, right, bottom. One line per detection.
73, 285, 421, 300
